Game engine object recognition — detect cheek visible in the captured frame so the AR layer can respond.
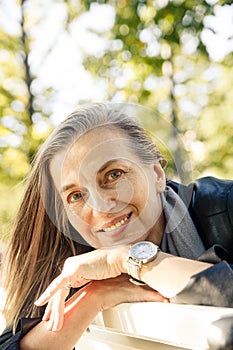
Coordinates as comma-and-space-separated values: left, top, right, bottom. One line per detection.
132, 178, 151, 208
117, 173, 149, 205
64, 199, 87, 223
134, 182, 161, 222
66, 207, 89, 233
116, 179, 134, 204
65, 209, 97, 246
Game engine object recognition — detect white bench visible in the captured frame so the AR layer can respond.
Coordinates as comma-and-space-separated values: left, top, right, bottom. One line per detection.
77, 302, 233, 350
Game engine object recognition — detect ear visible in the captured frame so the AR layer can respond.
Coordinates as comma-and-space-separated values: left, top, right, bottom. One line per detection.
153, 163, 166, 193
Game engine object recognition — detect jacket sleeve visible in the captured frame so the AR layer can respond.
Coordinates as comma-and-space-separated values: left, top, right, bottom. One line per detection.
190, 177, 233, 263
171, 261, 233, 307
0, 318, 41, 350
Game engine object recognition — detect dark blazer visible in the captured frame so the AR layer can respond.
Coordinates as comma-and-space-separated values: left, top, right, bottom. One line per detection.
167, 177, 233, 349
167, 176, 233, 263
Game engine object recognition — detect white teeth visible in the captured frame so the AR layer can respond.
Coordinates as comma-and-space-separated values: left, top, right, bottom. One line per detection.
104, 215, 129, 232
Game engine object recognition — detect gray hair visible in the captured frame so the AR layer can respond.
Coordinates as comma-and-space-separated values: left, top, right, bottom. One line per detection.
40, 102, 166, 166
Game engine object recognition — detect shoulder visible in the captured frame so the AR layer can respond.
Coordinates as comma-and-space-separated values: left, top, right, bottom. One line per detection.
191, 176, 233, 216
167, 176, 233, 261
167, 176, 233, 218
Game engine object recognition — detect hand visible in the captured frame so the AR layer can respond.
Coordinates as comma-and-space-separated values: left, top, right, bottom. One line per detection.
35, 246, 129, 306
92, 274, 169, 311
41, 275, 169, 332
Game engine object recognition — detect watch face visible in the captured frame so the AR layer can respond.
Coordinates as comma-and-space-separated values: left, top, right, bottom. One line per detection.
130, 241, 159, 262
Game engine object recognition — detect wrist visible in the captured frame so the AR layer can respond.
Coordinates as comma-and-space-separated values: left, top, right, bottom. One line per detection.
119, 245, 131, 274
112, 245, 130, 274
126, 241, 160, 283
106, 245, 130, 276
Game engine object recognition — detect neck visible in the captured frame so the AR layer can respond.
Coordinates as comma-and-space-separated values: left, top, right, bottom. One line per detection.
147, 211, 165, 246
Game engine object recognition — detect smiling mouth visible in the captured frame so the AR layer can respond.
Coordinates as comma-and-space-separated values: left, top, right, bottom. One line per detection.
98, 212, 132, 233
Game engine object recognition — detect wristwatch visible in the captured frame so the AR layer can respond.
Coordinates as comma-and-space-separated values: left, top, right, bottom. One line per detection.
127, 241, 160, 284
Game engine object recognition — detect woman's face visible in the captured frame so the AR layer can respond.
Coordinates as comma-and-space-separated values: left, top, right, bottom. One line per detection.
50, 126, 165, 248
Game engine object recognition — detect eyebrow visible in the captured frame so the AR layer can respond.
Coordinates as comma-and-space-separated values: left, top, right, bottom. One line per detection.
61, 158, 127, 194
61, 183, 77, 194
98, 158, 125, 174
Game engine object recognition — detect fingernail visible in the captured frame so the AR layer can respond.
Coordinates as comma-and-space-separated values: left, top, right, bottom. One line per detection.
47, 322, 54, 332
52, 325, 58, 332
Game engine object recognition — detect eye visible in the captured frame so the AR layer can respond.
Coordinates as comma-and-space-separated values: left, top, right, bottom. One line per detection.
67, 192, 83, 203
105, 169, 124, 183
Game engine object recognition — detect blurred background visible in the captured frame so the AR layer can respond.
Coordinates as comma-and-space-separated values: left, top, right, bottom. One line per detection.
0, 0, 233, 243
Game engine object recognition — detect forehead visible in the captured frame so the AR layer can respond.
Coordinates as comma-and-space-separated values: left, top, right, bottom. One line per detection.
50, 126, 140, 182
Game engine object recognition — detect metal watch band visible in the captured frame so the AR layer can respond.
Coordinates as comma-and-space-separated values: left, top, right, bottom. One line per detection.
127, 256, 143, 282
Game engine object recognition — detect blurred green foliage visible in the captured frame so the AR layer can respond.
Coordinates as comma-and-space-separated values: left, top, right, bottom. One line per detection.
0, 0, 233, 241
0, 181, 24, 243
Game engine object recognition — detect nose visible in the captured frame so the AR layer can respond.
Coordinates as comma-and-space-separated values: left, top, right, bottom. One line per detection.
85, 188, 117, 216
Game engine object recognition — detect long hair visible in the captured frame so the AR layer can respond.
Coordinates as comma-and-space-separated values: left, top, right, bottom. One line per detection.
3, 103, 166, 330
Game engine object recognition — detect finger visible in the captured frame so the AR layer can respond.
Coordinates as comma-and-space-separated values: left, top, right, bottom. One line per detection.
125, 281, 169, 302
47, 308, 54, 332
34, 275, 70, 306
135, 287, 169, 303
151, 292, 169, 303
42, 299, 53, 321
51, 294, 65, 332
46, 298, 56, 331
46, 289, 67, 331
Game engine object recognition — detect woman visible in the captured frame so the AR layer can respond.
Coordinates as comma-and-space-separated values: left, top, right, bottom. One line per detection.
1, 103, 233, 350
